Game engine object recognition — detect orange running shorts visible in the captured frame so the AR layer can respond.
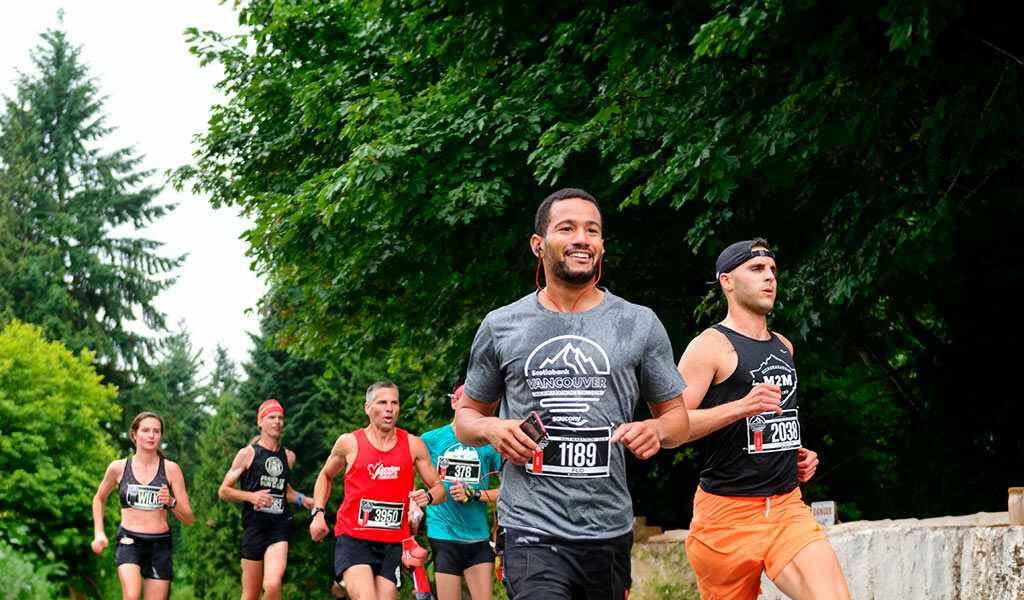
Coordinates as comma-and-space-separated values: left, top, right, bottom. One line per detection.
685, 486, 826, 599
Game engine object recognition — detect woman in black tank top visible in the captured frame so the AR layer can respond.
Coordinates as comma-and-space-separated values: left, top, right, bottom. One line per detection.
90, 412, 194, 599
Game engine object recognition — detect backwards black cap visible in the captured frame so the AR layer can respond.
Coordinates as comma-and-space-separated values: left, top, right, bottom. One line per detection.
708, 240, 776, 287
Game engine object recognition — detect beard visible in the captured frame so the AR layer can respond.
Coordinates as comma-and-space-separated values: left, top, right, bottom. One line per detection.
549, 253, 599, 285
736, 286, 775, 315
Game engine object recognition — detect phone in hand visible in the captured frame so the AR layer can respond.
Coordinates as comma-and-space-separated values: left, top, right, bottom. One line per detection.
519, 411, 549, 449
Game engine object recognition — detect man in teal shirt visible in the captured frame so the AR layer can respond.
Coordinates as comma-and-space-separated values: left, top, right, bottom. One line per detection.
421, 384, 501, 600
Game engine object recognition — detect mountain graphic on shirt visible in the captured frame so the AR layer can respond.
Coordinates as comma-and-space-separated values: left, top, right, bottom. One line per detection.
538, 343, 601, 374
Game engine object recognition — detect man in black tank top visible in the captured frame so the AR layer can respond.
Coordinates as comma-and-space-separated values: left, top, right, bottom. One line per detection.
677, 239, 850, 600
218, 399, 315, 600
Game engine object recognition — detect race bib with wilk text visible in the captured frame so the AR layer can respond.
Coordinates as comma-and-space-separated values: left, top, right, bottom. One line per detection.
126, 484, 163, 510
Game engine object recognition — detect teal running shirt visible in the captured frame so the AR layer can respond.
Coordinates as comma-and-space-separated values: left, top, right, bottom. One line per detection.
421, 424, 501, 541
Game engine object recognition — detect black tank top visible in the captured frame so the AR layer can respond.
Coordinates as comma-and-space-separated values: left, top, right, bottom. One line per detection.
698, 324, 801, 496
241, 443, 293, 527
119, 455, 170, 510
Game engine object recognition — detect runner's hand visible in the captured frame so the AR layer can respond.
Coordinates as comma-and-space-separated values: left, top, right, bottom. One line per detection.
449, 481, 467, 502
486, 418, 540, 466
409, 489, 430, 508
797, 447, 818, 482
310, 513, 329, 542
91, 534, 107, 555
739, 383, 783, 417
611, 420, 661, 459
250, 488, 273, 509
157, 484, 173, 507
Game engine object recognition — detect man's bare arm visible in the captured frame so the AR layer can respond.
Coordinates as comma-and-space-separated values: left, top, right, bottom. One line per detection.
678, 331, 782, 443
408, 436, 447, 507
310, 434, 352, 541
454, 395, 539, 465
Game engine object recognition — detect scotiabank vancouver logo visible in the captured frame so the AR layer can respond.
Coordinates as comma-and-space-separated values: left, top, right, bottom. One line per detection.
524, 335, 610, 417
368, 461, 401, 480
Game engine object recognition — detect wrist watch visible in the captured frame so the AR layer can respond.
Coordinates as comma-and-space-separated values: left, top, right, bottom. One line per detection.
311, 506, 325, 517
165, 497, 177, 509
425, 491, 434, 505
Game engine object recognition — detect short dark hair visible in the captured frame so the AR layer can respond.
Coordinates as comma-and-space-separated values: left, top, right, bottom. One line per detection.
365, 381, 398, 404
535, 188, 602, 236
750, 237, 771, 252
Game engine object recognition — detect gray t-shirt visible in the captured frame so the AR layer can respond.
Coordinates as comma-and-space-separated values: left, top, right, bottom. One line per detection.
464, 290, 686, 539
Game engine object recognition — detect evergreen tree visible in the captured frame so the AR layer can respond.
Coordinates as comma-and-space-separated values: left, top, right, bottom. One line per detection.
0, 27, 182, 390
210, 344, 241, 397
182, 389, 249, 599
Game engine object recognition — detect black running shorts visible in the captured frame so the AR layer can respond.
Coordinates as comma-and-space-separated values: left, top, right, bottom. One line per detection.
429, 538, 495, 575
114, 527, 174, 581
333, 534, 402, 586
502, 528, 632, 600
241, 519, 294, 561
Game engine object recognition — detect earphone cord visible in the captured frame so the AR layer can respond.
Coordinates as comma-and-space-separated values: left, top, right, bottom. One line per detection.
536, 256, 565, 312
535, 254, 604, 313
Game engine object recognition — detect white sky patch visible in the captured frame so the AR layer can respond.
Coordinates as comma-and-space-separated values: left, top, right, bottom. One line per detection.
1, 1, 266, 378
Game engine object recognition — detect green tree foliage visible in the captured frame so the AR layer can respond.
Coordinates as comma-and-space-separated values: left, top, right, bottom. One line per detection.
178, 0, 1022, 524
0, 320, 120, 596
181, 388, 249, 599
0, 28, 183, 389
0, 539, 60, 600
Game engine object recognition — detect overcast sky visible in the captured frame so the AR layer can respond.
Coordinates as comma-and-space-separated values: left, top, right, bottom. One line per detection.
1, 1, 265, 379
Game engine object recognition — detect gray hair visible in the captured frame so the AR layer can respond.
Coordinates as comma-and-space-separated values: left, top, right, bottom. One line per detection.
365, 381, 399, 405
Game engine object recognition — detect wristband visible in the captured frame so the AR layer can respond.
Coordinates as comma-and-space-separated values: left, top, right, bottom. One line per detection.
297, 493, 305, 508
425, 490, 434, 506
462, 481, 481, 499
738, 401, 744, 418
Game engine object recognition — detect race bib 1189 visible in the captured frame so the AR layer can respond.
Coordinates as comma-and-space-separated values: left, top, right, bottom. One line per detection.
527, 426, 611, 478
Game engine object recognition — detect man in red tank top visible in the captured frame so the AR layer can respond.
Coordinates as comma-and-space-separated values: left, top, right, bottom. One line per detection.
309, 381, 446, 599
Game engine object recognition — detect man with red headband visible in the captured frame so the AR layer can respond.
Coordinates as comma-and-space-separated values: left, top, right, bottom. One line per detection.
218, 399, 314, 600
310, 381, 446, 600
454, 188, 691, 599
677, 238, 849, 599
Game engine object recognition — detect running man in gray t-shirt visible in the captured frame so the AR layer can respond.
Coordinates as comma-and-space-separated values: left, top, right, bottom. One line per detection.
454, 188, 690, 600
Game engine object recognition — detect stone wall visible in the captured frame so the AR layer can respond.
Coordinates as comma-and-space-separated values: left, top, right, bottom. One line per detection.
757, 512, 1024, 600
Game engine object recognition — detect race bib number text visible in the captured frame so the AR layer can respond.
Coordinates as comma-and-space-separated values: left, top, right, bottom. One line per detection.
255, 493, 285, 514
746, 409, 801, 453
527, 426, 611, 478
357, 499, 404, 529
437, 456, 481, 483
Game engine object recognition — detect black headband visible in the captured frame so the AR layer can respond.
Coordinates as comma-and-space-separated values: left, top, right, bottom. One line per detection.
707, 242, 776, 287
